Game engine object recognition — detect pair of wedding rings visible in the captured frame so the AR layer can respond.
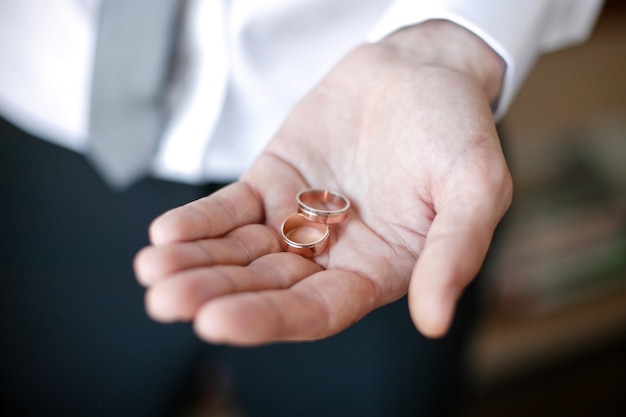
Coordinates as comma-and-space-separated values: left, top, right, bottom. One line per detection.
280, 189, 350, 258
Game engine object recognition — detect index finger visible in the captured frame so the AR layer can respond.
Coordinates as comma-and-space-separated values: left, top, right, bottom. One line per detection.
149, 182, 265, 245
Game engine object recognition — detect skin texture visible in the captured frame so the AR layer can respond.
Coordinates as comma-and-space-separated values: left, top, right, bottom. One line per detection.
134, 20, 512, 346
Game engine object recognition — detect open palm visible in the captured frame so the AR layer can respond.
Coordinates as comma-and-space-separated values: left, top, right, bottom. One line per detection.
134, 22, 512, 346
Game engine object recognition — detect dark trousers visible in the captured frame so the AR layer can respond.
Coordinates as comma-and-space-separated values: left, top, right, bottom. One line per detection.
0, 116, 479, 417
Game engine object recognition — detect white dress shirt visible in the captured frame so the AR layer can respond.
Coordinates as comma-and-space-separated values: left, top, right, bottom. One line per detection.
0, 0, 603, 184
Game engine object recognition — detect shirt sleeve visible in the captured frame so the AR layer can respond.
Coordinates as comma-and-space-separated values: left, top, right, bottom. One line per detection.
366, 0, 604, 120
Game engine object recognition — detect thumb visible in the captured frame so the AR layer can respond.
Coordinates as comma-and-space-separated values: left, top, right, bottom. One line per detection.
408, 199, 503, 338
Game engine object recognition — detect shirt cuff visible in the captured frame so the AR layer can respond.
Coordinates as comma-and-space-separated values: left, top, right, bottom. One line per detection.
367, 0, 603, 121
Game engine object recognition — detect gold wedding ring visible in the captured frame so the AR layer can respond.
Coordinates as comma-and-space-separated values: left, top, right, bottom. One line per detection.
280, 214, 330, 258
281, 189, 350, 257
296, 189, 350, 224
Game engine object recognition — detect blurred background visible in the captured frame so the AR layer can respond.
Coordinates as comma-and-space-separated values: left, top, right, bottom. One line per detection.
459, 1, 626, 416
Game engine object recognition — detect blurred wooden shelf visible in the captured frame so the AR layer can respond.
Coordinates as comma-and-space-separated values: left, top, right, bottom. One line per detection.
467, 288, 626, 389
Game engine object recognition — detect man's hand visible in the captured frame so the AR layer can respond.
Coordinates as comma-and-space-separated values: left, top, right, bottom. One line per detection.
134, 20, 511, 345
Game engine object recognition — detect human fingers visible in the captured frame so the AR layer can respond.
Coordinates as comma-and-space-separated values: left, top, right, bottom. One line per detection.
134, 224, 282, 286
149, 182, 265, 246
408, 187, 511, 338
191, 268, 380, 346
144, 252, 323, 323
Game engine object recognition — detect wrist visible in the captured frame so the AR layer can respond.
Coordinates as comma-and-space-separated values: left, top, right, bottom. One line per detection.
380, 19, 505, 107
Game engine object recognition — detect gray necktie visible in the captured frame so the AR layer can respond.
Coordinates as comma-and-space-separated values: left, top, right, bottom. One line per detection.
88, 0, 181, 189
